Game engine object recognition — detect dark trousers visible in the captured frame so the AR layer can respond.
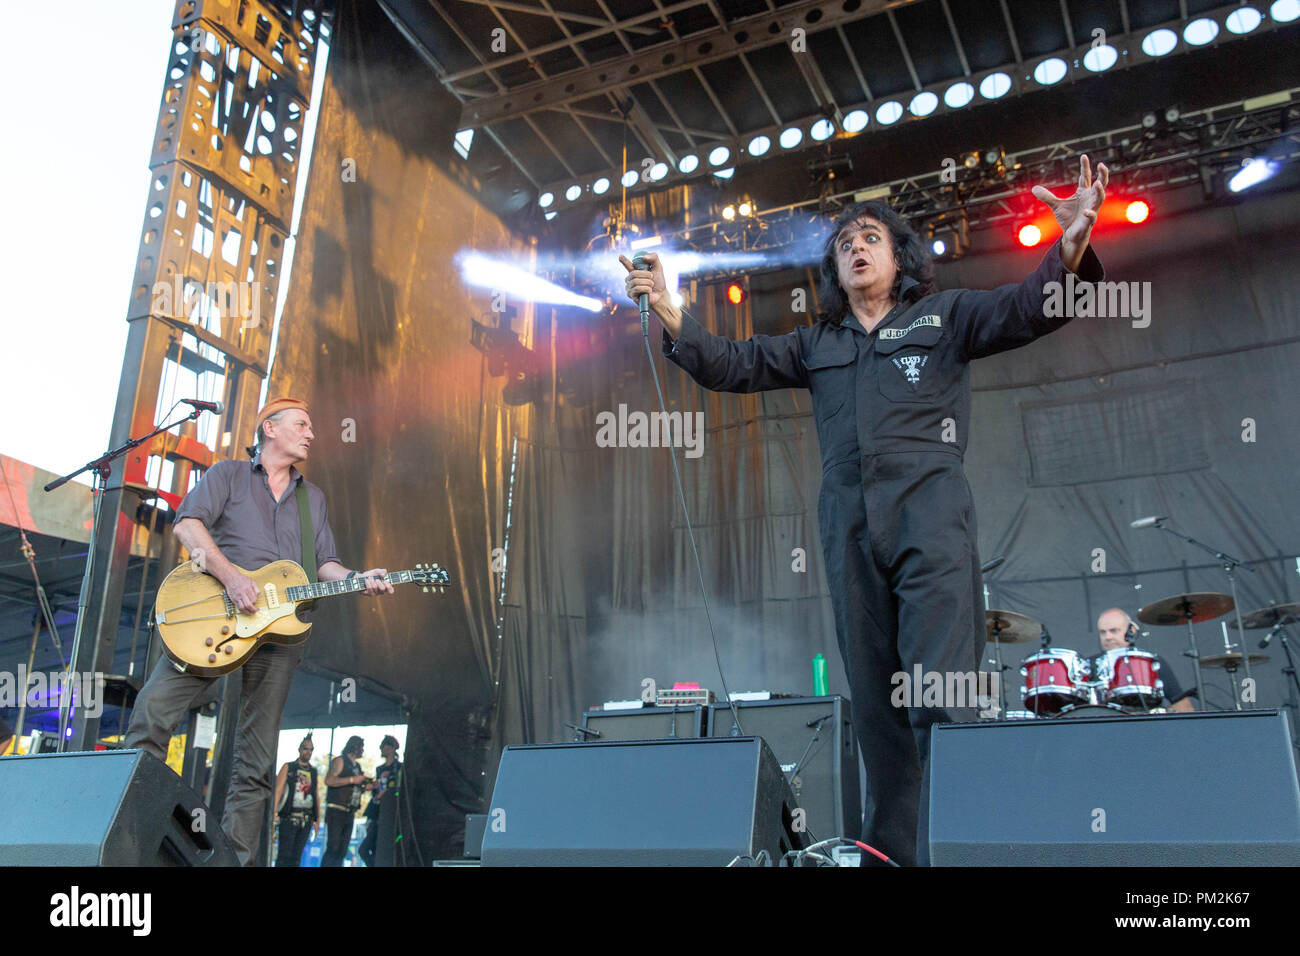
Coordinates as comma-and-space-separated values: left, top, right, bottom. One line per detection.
819, 454, 985, 866
322, 806, 355, 866
123, 642, 304, 866
275, 815, 313, 867
358, 814, 379, 867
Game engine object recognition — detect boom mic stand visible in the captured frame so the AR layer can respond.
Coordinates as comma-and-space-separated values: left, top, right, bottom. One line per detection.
1148, 520, 1256, 710
44, 407, 208, 750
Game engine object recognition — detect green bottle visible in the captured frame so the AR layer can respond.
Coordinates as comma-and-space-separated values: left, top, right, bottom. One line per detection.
812, 653, 829, 697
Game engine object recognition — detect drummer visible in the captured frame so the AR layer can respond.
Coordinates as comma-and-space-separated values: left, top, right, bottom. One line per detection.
1095, 608, 1195, 713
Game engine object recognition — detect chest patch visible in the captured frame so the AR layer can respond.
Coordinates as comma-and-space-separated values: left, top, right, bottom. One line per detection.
892, 353, 928, 384
879, 314, 942, 340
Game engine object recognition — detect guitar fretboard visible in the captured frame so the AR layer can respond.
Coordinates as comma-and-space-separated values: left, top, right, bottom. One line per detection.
286, 570, 420, 602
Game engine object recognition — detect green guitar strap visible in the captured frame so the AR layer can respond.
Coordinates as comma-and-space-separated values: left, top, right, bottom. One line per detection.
295, 482, 317, 583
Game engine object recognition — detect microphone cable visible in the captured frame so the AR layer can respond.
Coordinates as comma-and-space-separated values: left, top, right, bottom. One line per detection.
635, 274, 744, 737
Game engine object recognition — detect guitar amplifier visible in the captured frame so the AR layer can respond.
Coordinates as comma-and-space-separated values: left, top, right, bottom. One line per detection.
580, 704, 705, 741
706, 696, 860, 842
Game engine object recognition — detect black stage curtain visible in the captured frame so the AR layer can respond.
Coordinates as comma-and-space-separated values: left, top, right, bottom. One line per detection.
273, 1, 1300, 858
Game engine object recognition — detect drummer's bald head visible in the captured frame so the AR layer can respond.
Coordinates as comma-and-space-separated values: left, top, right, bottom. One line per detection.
1098, 608, 1134, 650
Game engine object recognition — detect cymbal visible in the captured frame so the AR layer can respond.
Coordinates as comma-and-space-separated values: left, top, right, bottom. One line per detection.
1199, 652, 1269, 670
1137, 592, 1234, 626
984, 609, 1040, 643
1231, 603, 1300, 630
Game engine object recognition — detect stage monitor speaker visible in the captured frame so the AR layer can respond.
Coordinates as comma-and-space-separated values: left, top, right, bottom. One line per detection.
930, 710, 1300, 865
0, 749, 238, 866
481, 737, 808, 866
580, 705, 705, 741
706, 695, 860, 841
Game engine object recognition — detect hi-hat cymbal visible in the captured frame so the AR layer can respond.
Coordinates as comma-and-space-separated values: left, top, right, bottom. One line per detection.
984, 609, 1040, 643
1137, 592, 1234, 626
1231, 603, 1300, 630
1199, 652, 1269, 670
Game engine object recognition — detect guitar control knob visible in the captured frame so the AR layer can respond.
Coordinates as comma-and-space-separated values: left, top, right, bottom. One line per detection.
208, 654, 217, 663
221, 625, 230, 635
224, 646, 234, 655
205, 637, 214, 647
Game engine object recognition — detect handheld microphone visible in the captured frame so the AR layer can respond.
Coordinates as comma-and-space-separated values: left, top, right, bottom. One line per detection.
631, 252, 650, 336
181, 399, 224, 414
1130, 516, 1167, 529
980, 556, 1005, 574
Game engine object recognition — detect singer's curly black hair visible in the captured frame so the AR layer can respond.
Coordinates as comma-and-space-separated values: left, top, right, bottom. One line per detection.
816, 200, 937, 325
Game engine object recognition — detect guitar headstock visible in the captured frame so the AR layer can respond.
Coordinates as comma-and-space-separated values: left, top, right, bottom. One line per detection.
414, 562, 452, 594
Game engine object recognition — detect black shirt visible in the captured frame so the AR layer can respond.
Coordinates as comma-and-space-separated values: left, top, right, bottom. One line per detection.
365, 760, 402, 819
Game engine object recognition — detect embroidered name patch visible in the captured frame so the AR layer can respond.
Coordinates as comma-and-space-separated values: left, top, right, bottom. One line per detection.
879, 314, 942, 340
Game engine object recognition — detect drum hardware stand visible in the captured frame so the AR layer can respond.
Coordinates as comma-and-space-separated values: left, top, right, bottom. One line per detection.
1149, 521, 1256, 709
43, 407, 204, 751
1265, 621, 1300, 764
988, 619, 1011, 717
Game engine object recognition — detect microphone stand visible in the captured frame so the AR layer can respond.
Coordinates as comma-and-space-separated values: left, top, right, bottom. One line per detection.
44, 408, 204, 749
1266, 620, 1300, 765
1149, 521, 1255, 710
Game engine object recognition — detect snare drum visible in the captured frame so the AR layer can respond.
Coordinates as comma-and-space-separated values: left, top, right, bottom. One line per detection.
1020, 649, 1089, 715
1097, 647, 1164, 708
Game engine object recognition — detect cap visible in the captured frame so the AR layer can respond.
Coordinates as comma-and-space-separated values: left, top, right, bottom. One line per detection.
255, 397, 310, 434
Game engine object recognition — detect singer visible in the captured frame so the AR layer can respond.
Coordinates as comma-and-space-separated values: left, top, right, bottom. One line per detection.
123, 397, 394, 865
622, 156, 1108, 865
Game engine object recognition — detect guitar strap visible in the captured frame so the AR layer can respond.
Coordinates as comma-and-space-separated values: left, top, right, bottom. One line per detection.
295, 482, 317, 583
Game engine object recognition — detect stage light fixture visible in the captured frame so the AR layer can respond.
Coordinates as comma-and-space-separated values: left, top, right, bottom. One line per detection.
593, 177, 610, 195
1229, 157, 1278, 192
909, 92, 939, 116
932, 239, 946, 256
1018, 223, 1043, 247
565, 185, 582, 202
747, 135, 771, 155
962, 152, 980, 169
679, 154, 699, 173
621, 170, 638, 188
737, 200, 753, 217
715, 168, 735, 180
1141, 28, 1178, 56
539, 191, 554, 208
843, 110, 869, 132
876, 101, 903, 125
1274, 0, 1300, 23
544, 211, 557, 221
944, 82, 975, 108
649, 162, 668, 181
1125, 200, 1150, 223
779, 127, 803, 149
811, 118, 835, 141
1184, 18, 1219, 45
980, 72, 1011, 99
709, 146, 731, 166
1226, 7, 1262, 32
928, 216, 969, 261
1033, 58, 1067, 85
454, 129, 474, 159
1165, 106, 1180, 123
722, 205, 737, 221
726, 283, 745, 305
1083, 44, 1118, 71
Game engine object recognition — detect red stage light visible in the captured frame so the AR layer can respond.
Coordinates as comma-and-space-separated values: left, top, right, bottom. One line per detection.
726, 283, 745, 305
1125, 200, 1150, 223
1017, 224, 1042, 247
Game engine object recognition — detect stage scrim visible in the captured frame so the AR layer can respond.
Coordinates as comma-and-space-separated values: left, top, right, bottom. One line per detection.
270, 2, 1300, 858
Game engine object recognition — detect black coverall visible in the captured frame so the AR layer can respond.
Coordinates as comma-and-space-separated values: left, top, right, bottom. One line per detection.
664, 239, 1105, 864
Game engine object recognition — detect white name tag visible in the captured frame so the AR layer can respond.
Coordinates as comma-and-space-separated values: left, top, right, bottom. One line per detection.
879, 314, 942, 339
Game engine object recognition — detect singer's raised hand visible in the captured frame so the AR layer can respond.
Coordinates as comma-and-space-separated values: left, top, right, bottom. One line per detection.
619, 251, 682, 338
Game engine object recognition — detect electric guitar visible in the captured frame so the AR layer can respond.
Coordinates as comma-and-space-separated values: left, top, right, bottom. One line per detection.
154, 559, 451, 676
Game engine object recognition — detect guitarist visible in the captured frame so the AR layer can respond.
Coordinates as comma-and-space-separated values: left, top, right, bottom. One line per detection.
123, 397, 393, 865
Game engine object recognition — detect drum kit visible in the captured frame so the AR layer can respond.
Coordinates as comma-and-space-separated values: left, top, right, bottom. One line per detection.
981, 593, 1296, 720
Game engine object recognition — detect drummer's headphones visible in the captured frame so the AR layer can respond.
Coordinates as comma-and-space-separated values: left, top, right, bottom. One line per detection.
1125, 620, 1138, 641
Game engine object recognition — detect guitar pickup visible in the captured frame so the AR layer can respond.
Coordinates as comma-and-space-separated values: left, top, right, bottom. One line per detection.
263, 583, 279, 609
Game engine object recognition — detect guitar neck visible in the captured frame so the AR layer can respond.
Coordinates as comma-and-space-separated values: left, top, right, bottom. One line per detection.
286, 571, 416, 603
